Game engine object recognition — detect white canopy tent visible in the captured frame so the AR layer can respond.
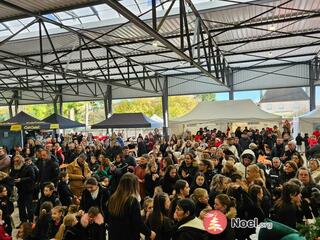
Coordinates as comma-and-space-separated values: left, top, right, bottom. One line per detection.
294, 108, 320, 136
170, 100, 282, 134
150, 115, 163, 128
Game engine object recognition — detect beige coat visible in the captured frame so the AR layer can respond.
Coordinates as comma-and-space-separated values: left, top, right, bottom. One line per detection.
67, 159, 91, 197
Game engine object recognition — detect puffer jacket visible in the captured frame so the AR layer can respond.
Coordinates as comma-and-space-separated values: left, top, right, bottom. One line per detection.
234, 149, 256, 179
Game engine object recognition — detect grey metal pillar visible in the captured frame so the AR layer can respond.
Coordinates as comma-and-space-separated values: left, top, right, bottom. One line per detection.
53, 99, 58, 114
162, 77, 169, 139
14, 91, 19, 115
228, 69, 234, 100
58, 85, 63, 115
8, 104, 13, 118
104, 85, 112, 118
309, 61, 316, 111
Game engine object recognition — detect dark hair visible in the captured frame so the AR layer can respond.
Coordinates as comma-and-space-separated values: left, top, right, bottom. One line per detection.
85, 177, 98, 186
88, 206, 100, 217
164, 165, 177, 178
0, 185, 6, 193
19, 223, 33, 239
275, 182, 301, 208
248, 184, 263, 205
174, 180, 188, 196
200, 159, 212, 170
176, 199, 196, 217
108, 173, 139, 216
39, 201, 53, 220
149, 193, 169, 230
215, 194, 237, 213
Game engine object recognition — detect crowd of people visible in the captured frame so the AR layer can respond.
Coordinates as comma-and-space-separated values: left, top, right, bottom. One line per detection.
0, 125, 319, 240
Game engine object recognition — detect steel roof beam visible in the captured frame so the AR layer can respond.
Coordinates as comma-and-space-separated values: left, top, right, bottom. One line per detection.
105, 0, 227, 88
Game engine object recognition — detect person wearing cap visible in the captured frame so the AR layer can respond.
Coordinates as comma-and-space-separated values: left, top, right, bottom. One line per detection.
234, 149, 256, 180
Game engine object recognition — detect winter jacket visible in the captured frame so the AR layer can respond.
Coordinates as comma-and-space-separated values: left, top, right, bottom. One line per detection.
80, 186, 109, 217
9, 164, 35, 194
173, 217, 208, 240
67, 159, 91, 196
57, 180, 74, 206
107, 196, 151, 240
234, 149, 256, 179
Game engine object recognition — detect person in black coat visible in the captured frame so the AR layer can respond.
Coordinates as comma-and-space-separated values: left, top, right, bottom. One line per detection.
10, 155, 35, 223
161, 165, 179, 196
172, 199, 208, 240
178, 153, 198, 185
107, 173, 156, 240
0, 185, 14, 235
57, 172, 74, 207
145, 162, 160, 197
147, 193, 175, 240
272, 182, 312, 229
80, 177, 109, 217
270, 138, 285, 160
32, 201, 53, 240
279, 161, 298, 184
37, 150, 60, 188
35, 183, 61, 217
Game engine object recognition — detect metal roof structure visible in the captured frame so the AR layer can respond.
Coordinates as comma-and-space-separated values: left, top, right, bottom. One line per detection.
0, 0, 320, 107
260, 87, 310, 103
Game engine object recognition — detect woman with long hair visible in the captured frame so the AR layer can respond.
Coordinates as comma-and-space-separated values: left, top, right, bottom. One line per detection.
213, 194, 237, 240
107, 173, 156, 240
272, 182, 311, 229
161, 165, 179, 196
168, 180, 190, 219
147, 193, 174, 240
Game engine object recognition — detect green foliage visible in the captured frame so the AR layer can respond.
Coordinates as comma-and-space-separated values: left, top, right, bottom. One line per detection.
113, 96, 198, 119
196, 93, 216, 102
0, 107, 9, 121
298, 217, 320, 240
24, 104, 54, 119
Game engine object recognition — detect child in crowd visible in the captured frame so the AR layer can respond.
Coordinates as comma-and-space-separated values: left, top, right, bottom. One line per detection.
35, 183, 61, 217
57, 172, 74, 207
33, 201, 53, 240
48, 206, 65, 239
0, 185, 13, 235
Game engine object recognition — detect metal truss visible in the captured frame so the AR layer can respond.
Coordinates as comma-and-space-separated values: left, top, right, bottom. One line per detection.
106, 0, 230, 87
0, 0, 167, 99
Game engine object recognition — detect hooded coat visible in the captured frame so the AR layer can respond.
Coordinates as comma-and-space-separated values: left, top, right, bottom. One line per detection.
234, 149, 256, 180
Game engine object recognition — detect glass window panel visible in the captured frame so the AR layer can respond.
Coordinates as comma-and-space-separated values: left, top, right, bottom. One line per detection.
62, 19, 81, 26
3, 20, 23, 28
19, 17, 35, 25
94, 4, 110, 11
55, 12, 72, 20
73, 7, 94, 16
98, 9, 119, 20
80, 15, 99, 23
0, 30, 11, 37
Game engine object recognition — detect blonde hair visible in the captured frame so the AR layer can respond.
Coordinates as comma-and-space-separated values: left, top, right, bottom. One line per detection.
190, 188, 208, 203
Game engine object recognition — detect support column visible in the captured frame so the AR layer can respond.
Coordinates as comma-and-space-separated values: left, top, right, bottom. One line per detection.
228, 68, 234, 100
53, 98, 58, 114
104, 85, 112, 118
58, 85, 63, 115
13, 90, 19, 116
162, 77, 169, 139
309, 61, 316, 111
8, 104, 13, 118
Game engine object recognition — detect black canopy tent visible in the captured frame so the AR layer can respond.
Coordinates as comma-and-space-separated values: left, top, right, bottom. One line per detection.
0, 111, 51, 131
0, 111, 52, 149
42, 113, 85, 129
91, 113, 159, 129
